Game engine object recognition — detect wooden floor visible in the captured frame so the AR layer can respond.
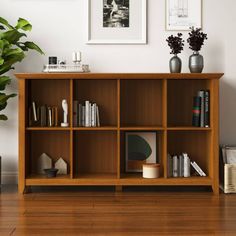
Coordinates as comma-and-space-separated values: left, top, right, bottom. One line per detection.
1, 186, 236, 235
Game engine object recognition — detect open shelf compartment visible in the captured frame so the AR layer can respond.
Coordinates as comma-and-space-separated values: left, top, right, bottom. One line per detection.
73, 79, 118, 127
120, 79, 164, 127
167, 130, 211, 178
74, 130, 118, 179
167, 79, 211, 127
26, 130, 71, 179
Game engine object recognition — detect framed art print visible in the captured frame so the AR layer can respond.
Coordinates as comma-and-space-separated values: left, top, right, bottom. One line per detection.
166, 0, 202, 31
87, 0, 147, 44
125, 132, 157, 173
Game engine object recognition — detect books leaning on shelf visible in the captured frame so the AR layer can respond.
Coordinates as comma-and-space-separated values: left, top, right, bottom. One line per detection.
167, 153, 206, 178
29, 102, 58, 127
73, 100, 100, 127
192, 90, 210, 127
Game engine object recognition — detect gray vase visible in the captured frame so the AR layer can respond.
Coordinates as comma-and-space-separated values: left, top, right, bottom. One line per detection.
169, 55, 182, 73
189, 51, 204, 73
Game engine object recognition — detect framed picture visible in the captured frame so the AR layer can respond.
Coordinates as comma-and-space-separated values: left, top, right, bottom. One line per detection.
166, 0, 202, 31
125, 132, 157, 173
87, 0, 147, 44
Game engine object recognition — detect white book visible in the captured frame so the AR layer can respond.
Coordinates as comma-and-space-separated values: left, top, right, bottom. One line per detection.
91, 104, 95, 127
191, 162, 202, 176
96, 106, 100, 127
173, 155, 178, 177
32, 102, 38, 122
183, 153, 190, 177
89, 103, 92, 127
193, 161, 206, 176
48, 108, 52, 127
82, 106, 85, 127
85, 101, 90, 127
94, 104, 97, 127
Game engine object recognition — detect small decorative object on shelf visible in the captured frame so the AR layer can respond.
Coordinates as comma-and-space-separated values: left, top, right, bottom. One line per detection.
44, 168, 59, 178
61, 99, 69, 127
55, 158, 68, 175
187, 27, 208, 73
143, 164, 160, 179
43, 52, 90, 73
37, 153, 52, 174
166, 33, 184, 73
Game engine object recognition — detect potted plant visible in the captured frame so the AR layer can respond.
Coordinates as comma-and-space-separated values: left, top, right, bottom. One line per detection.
166, 33, 184, 73
0, 17, 43, 120
187, 27, 208, 73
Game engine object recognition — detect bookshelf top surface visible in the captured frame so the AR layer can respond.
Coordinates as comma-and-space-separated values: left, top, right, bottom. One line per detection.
15, 73, 224, 80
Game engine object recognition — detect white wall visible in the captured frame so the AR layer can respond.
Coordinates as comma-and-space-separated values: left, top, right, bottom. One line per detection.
0, 0, 234, 183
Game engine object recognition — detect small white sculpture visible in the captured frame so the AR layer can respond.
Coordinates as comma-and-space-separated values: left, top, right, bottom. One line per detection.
61, 99, 69, 127
55, 158, 68, 175
37, 153, 52, 174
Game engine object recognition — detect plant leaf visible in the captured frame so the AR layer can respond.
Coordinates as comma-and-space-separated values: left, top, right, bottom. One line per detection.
0, 114, 7, 120
1, 29, 26, 44
0, 57, 4, 65
0, 76, 11, 90
0, 17, 14, 29
16, 18, 32, 31
0, 93, 16, 106
3, 47, 23, 57
24, 41, 44, 54
0, 25, 5, 30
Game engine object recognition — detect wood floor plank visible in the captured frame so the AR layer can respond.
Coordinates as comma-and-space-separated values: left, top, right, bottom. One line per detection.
1, 186, 236, 235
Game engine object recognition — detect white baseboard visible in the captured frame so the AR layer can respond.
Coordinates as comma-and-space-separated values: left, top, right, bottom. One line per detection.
1, 171, 18, 185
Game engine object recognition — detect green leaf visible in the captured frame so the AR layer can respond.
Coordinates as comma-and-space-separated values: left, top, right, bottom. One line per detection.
3, 47, 23, 57
0, 93, 16, 106
0, 25, 5, 30
0, 17, 14, 29
24, 41, 44, 54
0, 114, 7, 120
0, 57, 4, 65
16, 18, 32, 31
0, 29, 26, 44
0, 76, 11, 90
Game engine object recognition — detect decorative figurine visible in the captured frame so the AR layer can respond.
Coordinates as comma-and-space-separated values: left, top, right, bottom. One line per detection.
61, 99, 69, 127
37, 153, 52, 174
55, 158, 68, 175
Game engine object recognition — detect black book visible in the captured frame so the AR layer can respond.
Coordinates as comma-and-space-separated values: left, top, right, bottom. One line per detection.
40, 105, 47, 127
192, 96, 201, 127
204, 90, 210, 127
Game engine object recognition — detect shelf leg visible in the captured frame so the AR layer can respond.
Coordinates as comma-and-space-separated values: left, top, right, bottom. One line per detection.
212, 184, 219, 195
115, 185, 123, 192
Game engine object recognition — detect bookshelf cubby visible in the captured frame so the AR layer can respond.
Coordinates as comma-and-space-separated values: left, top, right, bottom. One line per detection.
16, 73, 223, 194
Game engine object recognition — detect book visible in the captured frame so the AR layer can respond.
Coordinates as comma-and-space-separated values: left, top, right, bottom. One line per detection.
96, 106, 100, 127
204, 90, 210, 127
91, 104, 95, 127
73, 101, 78, 127
167, 153, 173, 177
183, 153, 190, 177
32, 102, 38, 122
94, 104, 97, 127
82, 106, 85, 127
197, 90, 205, 127
192, 96, 201, 127
191, 162, 202, 176
173, 155, 178, 177
179, 155, 184, 177
78, 104, 82, 127
40, 105, 47, 127
48, 107, 52, 127
193, 161, 206, 176
53, 106, 58, 127
85, 101, 90, 127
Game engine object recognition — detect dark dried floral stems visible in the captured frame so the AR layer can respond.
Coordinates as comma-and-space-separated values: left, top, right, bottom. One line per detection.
166, 33, 184, 55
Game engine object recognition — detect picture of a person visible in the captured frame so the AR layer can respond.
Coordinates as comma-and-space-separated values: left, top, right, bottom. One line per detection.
110, 0, 119, 19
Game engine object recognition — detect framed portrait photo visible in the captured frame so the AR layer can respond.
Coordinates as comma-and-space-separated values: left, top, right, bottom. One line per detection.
166, 0, 202, 31
125, 132, 157, 173
87, 0, 147, 44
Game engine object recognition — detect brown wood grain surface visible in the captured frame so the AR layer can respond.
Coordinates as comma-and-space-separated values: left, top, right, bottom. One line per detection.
1, 186, 236, 236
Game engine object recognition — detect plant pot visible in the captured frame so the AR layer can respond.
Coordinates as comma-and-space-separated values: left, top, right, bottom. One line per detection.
169, 55, 182, 73
189, 51, 204, 73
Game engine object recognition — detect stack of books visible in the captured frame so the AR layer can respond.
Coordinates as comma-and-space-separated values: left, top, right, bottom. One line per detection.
168, 153, 206, 178
192, 90, 210, 127
29, 102, 59, 127
73, 100, 100, 127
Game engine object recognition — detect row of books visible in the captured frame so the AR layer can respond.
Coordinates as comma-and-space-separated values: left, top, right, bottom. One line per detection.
168, 153, 206, 177
73, 101, 100, 127
29, 102, 58, 127
192, 90, 210, 127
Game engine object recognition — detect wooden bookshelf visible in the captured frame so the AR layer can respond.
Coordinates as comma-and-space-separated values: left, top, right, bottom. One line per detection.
16, 73, 223, 194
